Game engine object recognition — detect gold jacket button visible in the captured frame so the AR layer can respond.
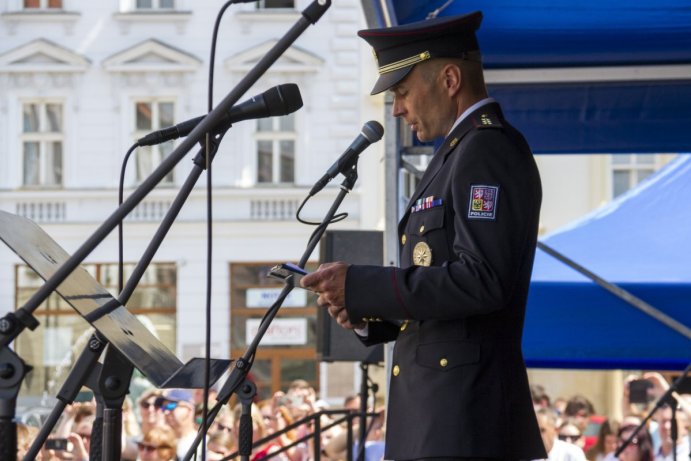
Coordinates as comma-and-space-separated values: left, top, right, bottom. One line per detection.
392, 365, 400, 376
362, 317, 368, 322
419, 224, 425, 233
440, 358, 448, 367
399, 321, 408, 331
401, 234, 406, 245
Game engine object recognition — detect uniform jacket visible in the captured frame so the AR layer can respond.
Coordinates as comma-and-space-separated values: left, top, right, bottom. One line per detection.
345, 102, 547, 460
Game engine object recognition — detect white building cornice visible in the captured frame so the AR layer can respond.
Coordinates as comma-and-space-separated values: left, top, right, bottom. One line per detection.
112, 10, 192, 34
0, 10, 80, 35
0, 38, 90, 73
103, 38, 202, 74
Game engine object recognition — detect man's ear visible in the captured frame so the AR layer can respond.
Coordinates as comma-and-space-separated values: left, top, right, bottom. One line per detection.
442, 63, 462, 96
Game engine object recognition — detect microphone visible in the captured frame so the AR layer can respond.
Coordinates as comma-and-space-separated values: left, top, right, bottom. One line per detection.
137, 83, 303, 146
309, 120, 384, 195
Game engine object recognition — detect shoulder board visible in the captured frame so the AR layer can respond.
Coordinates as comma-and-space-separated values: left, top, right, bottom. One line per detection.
472, 112, 503, 129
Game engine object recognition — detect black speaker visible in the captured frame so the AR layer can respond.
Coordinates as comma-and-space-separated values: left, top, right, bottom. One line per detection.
317, 230, 384, 363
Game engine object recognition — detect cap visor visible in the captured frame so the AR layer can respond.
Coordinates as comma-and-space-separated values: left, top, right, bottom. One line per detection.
370, 66, 413, 95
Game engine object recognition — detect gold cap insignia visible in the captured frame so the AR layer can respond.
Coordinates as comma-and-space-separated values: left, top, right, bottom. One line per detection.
379, 51, 430, 75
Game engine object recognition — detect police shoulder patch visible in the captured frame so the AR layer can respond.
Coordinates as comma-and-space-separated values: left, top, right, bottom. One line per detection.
468, 184, 499, 220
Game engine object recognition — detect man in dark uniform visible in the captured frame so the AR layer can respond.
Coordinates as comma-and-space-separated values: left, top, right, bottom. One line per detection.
301, 11, 546, 461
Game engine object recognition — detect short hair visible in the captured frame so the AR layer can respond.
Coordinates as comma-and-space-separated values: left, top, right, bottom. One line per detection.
288, 379, 311, 391
564, 395, 595, 417
416, 57, 487, 98
142, 426, 177, 461
343, 395, 360, 407
136, 388, 163, 406
530, 384, 551, 406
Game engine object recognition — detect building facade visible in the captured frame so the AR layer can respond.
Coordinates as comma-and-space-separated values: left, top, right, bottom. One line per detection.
0, 0, 384, 407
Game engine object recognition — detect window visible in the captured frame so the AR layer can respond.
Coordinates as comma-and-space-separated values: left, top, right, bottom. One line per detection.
23, 0, 62, 9
256, 114, 295, 184
257, 0, 294, 9
133, 100, 175, 185
22, 101, 63, 188
135, 0, 175, 9
14, 262, 177, 398
611, 154, 657, 198
230, 262, 318, 399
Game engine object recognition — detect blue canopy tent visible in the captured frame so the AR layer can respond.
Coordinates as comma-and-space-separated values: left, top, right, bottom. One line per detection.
525, 156, 691, 370
360, 1, 691, 369
363, 0, 691, 153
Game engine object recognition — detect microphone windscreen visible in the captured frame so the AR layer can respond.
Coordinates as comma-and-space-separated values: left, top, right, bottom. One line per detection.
362, 120, 384, 142
267, 83, 303, 116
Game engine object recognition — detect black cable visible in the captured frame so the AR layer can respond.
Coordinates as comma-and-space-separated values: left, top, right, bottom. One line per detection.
295, 190, 348, 226
118, 143, 139, 294
200, 2, 237, 460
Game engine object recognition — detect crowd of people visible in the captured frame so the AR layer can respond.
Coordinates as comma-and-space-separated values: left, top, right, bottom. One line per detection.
530, 372, 690, 461
13, 371, 691, 461
16, 379, 385, 461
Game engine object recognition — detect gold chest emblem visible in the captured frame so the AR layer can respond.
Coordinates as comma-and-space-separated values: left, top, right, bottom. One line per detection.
412, 241, 432, 266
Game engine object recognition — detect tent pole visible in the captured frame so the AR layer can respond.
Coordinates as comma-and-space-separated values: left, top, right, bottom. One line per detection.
537, 241, 691, 340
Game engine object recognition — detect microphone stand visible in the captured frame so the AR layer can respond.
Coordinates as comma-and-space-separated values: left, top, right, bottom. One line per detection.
183, 158, 362, 461
0, 0, 331, 457
614, 363, 690, 460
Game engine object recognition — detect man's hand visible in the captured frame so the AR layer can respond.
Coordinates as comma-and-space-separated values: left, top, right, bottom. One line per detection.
301, 262, 364, 330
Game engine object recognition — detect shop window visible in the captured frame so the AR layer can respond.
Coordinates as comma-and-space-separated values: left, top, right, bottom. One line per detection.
230, 262, 317, 400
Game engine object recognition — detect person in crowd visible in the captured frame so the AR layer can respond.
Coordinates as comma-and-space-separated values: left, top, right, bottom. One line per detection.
259, 398, 306, 461
54, 401, 95, 439
532, 384, 553, 410
122, 396, 142, 461
210, 403, 235, 440
192, 386, 219, 427
534, 408, 586, 461
343, 394, 361, 413
301, 10, 545, 460
558, 420, 586, 451
136, 426, 177, 461
323, 407, 386, 461
158, 388, 199, 459
615, 424, 654, 461
46, 413, 94, 461
564, 395, 596, 434
554, 398, 568, 420
17, 422, 42, 460
207, 429, 236, 460
652, 403, 689, 461
352, 409, 386, 461
233, 402, 288, 461
587, 419, 621, 461
137, 388, 164, 435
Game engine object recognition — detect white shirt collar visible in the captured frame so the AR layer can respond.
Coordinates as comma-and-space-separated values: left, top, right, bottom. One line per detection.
447, 97, 496, 137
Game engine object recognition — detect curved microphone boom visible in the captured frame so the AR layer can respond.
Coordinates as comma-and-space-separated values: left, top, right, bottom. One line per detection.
309, 120, 384, 196
137, 83, 303, 146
